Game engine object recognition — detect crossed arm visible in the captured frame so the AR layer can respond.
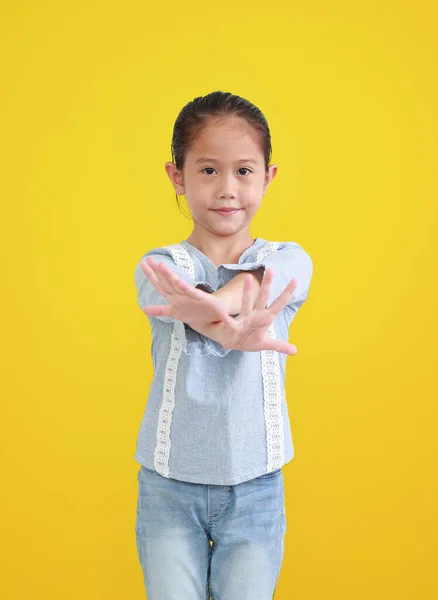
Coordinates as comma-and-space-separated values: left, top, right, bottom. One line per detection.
212, 268, 265, 315
140, 257, 299, 356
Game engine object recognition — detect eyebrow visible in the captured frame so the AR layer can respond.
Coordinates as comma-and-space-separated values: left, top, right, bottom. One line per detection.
195, 157, 258, 164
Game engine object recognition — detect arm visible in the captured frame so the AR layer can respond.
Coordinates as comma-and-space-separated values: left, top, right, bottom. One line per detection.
216, 242, 313, 319
136, 253, 302, 356
213, 268, 265, 315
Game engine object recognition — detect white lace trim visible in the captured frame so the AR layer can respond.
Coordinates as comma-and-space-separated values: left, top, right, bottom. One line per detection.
153, 241, 284, 477
153, 244, 194, 477
256, 242, 285, 472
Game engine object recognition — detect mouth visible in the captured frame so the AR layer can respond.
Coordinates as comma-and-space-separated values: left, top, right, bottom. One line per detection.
212, 208, 241, 216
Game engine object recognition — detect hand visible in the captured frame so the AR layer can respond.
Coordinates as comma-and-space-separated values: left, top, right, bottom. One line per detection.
187, 270, 300, 356
140, 257, 232, 327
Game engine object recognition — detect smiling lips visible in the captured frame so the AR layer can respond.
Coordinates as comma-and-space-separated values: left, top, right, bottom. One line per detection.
213, 208, 241, 216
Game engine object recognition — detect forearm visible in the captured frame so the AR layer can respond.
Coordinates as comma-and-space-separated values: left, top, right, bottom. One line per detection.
212, 268, 265, 315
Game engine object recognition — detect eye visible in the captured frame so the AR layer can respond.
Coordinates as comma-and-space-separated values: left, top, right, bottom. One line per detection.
201, 167, 253, 176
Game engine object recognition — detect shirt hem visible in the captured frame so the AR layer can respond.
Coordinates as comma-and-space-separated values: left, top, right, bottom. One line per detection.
134, 451, 294, 485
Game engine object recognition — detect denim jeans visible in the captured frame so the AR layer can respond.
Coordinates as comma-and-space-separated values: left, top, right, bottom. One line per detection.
135, 465, 286, 600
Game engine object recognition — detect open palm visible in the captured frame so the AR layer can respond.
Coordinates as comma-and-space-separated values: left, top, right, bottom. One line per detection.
190, 270, 299, 355
140, 256, 234, 326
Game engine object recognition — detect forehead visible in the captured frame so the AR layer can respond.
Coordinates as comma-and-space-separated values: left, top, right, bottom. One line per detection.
187, 117, 263, 163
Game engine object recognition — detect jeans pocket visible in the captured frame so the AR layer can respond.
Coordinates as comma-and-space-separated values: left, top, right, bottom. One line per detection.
140, 465, 157, 476
255, 468, 282, 480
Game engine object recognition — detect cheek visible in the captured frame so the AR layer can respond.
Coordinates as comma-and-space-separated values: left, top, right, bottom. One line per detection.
246, 203, 262, 217
246, 186, 264, 205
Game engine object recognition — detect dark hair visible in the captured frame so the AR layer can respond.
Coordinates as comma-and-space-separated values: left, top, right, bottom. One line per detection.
170, 90, 273, 219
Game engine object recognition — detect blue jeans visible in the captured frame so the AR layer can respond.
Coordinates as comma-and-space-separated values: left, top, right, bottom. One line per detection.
135, 465, 286, 600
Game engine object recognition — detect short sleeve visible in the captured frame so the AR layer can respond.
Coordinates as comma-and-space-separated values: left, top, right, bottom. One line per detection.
217, 241, 313, 316
134, 247, 232, 357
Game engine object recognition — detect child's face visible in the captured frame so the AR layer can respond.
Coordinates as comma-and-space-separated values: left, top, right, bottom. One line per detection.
165, 116, 277, 236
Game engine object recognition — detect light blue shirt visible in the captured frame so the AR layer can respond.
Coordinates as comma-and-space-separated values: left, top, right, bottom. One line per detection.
133, 237, 313, 485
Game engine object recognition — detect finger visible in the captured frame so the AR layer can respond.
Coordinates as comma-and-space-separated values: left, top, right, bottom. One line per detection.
156, 261, 205, 299
142, 304, 173, 317
150, 260, 175, 295
253, 268, 274, 311
267, 278, 299, 315
263, 338, 298, 355
239, 274, 254, 317
140, 260, 169, 298
141, 258, 172, 295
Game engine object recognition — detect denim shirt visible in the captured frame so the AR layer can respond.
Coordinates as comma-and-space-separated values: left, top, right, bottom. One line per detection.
133, 237, 313, 485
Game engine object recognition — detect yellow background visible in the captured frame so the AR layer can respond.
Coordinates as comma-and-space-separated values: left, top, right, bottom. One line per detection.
1, 1, 437, 598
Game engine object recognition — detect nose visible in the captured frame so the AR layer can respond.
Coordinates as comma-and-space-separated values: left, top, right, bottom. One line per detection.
217, 172, 237, 199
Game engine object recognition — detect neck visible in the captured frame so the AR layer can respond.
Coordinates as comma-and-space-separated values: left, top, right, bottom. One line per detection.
186, 229, 257, 266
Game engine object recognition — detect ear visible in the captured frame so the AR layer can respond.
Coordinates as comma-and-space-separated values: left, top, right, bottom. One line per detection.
262, 164, 278, 196
165, 162, 186, 196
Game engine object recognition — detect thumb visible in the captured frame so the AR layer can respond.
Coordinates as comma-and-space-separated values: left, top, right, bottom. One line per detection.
143, 305, 173, 318
264, 338, 298, 355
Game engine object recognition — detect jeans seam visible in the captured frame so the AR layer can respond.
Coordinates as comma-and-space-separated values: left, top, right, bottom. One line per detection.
273, 504, 286, 589
209, 541, 215, 600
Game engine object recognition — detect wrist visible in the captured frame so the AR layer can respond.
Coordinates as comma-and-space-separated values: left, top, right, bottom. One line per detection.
213, 269, 264, 315
212, 288, 233, 314
212, 290, 240, 318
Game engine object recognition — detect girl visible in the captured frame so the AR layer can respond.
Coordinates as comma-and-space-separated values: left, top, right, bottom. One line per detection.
134, 90, 313, 600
